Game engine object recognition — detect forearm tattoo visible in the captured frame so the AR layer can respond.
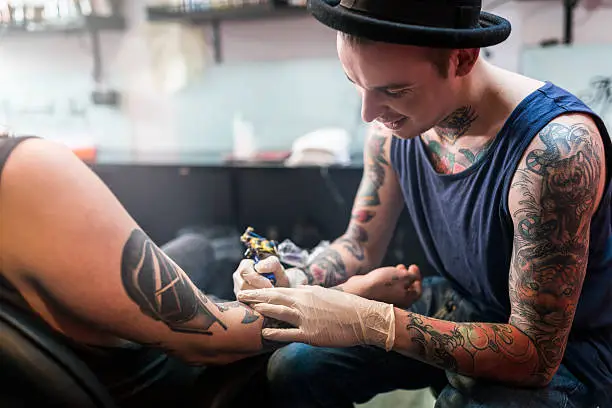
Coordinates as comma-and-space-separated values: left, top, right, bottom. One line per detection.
215, 301, 260, 324
508, 121, 602, 383
304, 132, 389, 286
358, 134, 388, 206
305, 249, 347, 286
338, 223, 369, 261
404, 314, 537, 376
121, 229, 231, 335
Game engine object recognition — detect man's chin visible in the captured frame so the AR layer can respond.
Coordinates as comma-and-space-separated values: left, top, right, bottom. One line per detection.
391, 129, 420, 140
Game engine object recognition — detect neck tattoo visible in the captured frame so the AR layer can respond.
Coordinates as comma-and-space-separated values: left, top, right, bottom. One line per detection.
434, 106, 478, 144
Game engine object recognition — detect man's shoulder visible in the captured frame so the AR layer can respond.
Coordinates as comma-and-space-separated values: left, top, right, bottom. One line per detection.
508, 112, 606, 217
520, 113, 605, 169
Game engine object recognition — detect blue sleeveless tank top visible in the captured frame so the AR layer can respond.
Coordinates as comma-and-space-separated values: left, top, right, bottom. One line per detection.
390, 82, 612, 397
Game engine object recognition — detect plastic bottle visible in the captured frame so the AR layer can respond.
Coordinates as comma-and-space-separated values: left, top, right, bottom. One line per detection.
232, 112, 256, 161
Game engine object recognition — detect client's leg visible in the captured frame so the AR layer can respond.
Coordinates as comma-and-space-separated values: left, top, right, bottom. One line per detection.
436, 365, 594, 408
268, 343, 446, 408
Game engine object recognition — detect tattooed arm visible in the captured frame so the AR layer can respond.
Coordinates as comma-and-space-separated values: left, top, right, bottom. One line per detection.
301, 125, 404, 287
0, 139, 280, 366
391, 114, 606, 386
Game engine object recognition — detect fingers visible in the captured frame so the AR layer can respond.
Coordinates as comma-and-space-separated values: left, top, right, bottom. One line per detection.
251, 303, 301, 326
234, 259, 274, 292
396, 264, 421, 283
241, 267, 274, 288
232, 261, 252, 297
254, 256, 283, 274
238, 287, 297, 306
412, 278, 423, 297
237, 258, 255, 271
395, 265, 422, 297
407, 264, 421, 279
235, 256, 290, 289
241, 282, 273, 292
261, 328, 307, 343
402, 266, 422, 299
233, 259, 254, 288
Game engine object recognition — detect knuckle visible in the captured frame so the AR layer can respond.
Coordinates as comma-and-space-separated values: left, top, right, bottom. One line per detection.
239, 259, 254, 269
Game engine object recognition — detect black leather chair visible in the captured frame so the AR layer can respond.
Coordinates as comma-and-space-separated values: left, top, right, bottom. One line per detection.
0, 301, 118, 408
0, 300, 270, 408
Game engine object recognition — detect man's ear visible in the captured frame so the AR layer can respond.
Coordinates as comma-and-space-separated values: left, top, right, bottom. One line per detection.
455, 48, 480, 77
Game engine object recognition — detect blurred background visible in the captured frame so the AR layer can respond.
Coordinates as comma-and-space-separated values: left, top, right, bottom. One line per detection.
0, 0, 610, 279
0, 0, 609, 274
0, 0, 609, 159
0, 1, 609, 406
0, 2, 608, 255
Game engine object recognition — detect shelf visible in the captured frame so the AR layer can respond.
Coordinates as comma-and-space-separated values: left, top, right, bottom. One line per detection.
147, 3, 309, 64
0, 22, 81, 35
146, 3, 309, 24
85, 15, 126, 31
0, 15, 125, 35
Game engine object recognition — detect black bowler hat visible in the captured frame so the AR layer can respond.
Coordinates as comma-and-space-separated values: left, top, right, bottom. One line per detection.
307, 0, 512, 48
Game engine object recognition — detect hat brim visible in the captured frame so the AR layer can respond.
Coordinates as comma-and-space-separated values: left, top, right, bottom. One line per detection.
308, 0, 512, 48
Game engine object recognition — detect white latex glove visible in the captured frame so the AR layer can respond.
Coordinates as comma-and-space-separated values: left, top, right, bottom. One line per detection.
238, 285, 396, 351
232, 256, 290, 297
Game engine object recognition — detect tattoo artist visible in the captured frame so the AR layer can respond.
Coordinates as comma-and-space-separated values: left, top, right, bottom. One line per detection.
233, 0, 612, 407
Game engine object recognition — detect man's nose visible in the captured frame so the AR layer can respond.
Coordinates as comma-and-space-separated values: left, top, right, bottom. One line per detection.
361, 91, 384, 123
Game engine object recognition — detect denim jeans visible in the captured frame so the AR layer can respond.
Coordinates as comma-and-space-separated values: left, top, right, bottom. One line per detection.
267, 277, 600, 408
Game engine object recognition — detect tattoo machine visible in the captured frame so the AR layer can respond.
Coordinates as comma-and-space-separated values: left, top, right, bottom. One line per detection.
240, 227, 279, 285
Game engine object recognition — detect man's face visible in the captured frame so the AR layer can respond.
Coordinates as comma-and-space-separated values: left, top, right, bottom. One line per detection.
338, 35, 460, 139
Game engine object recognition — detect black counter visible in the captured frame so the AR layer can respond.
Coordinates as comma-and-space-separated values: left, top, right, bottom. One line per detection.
90, 162, 434, 276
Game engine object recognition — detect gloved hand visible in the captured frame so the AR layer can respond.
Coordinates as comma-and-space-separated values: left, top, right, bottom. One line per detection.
238, 285, 396, 351
232, 255, 314, 297
232, 256, 290, 297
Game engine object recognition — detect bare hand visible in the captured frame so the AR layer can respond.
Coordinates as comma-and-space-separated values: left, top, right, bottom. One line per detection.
232, 256, 290, 297
361, 264, 422, 309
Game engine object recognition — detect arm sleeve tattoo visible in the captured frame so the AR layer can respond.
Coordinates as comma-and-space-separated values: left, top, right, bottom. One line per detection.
393, 119, 604, 386
215, 301, 260, 325
121, 229, 259, 336
303, 133, 390, 287
507, 121, 602, 383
